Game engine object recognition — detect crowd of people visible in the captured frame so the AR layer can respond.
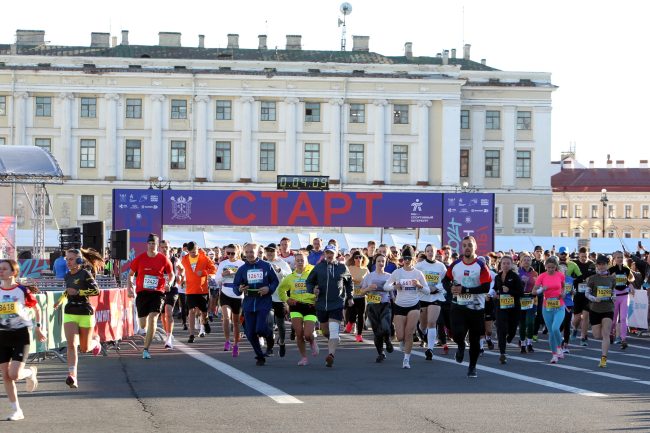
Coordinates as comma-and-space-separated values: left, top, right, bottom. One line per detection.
2, 233, 650, 421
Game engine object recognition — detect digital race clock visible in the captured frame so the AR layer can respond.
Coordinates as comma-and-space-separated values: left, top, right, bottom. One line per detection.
277, 175, 329, 191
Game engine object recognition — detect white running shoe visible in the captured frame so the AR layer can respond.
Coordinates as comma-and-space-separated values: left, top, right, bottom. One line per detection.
7, 409, 24, 421
550, 355, 559, 364
25, 366, 38, 392
402, 358, 411, 369
199, 325, 206, 338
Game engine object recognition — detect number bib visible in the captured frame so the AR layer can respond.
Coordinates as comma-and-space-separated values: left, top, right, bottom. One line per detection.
499, 294, 514, 309
247, 269, 264, 285
456, 293, 473, 306
520, 297, 534, 310
615, 274, 627, 286
564, 276, 574, 295
0, 302, 18, 314
578, 284, 587, 293
596, 286, 612, 300
143, 275, 159, 290
425, 273, 440, 285
545, 297, 561, 310
294, 280, 307, 295
366, 293, 382, 304
353, 288, 364, 297
400, 279, 416, 291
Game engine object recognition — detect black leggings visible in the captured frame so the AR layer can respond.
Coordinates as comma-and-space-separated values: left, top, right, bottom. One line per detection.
366, 303, 392, 354
272, 302, 287, 346
533, 294, 545, 334
347, 298, 366, 335
178, 293, 188, 325
437, 302, 452, 344
451, 305, 484, 368
496, 307, 520, 355
559, 306, 573, 345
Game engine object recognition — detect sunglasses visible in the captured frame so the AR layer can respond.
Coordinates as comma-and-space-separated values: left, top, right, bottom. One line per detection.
402, 256, 413, 261
226, 252, 236, 256
353, 255, 361, 259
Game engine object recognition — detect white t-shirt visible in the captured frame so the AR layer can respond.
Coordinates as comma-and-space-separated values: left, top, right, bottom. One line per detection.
216, 259, 245, 299
384, 267, 429, 307
266, 258, 292, 302
415, 260, 448, 303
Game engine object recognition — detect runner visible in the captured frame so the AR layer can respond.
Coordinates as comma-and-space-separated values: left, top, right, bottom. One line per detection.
446, 236, 492, 378
215, 244, 245, 356
531, 246, 547, 341
573, 247, 595, 346
557, 246, 581, 355
233, 243, 279, 366
345, 251, 369, 341
308, 238, 324, 265
361, 254, 393, 362
127, 233, 174, 360
277, 250, 316, 365
181, 242, 216, 343
0, 259, 46, 421
206, 250, 219, 322
609, 250, 635, 349
415, 244, 447, 360
385, 246, 428, 369
481, 254, 498, 353
586, 255, 616, 367
264, 243, 291, 357
493, 255, 523, 364
518, 253, 538, 353
533, 256, 566, 364
305, 244, 353, 368
278, 237, 296, 270
159, 240, 183, 350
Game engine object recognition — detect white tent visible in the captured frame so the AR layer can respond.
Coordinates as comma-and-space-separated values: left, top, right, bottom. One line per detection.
589, 238, 644, 254
495, 236, 579, 253
161, 230, 207, 248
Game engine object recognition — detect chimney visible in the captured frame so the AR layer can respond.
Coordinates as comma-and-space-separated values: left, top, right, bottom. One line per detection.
258, 34, 267, 49
90, 32, 110, 48
198, 34, 205, 48
286, 35, 302, 50
641, 160, 649, 168
16, 29, 45, 47
227, 34, 239, 49
463, 43, 471, 60
442, 49, 449, 65
616, 160, 625, 168
352, 35, 369, 52
481, 58, 486, 65
451, 48, 457, 59
404, 42, 413, 60
606, 159, 613, 168
121, 30, 129, 45
111, 36, 117, 47
159, 32, 181, 47
589, 160, 595, 169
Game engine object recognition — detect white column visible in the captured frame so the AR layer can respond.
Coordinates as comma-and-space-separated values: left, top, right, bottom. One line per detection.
329, 98, 343, 182
470, 106, 486, 188
239, 96, 254, 181
441, 99, 461, 186
283, 98, 299, 176
194, 95, 209, 180
502, 105, 516, 188
150, 94, 165, 180
103, 94, 119, 180
372, 99, 387, 184
533, 105, 552, 189
13, 92, 28, 147
57, 92, 75, 178
417, 100, 432, 185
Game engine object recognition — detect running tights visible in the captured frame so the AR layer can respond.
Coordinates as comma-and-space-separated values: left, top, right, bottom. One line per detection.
450, 305, 484, 368
541, 307, 564, 353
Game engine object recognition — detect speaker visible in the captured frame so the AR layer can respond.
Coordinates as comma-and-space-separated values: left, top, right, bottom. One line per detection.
60, 227, 81, 250
110, 230, 130, 260
82, 221, 105, 254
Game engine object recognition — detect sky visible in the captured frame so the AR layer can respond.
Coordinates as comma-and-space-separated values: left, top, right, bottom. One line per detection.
2, 0, 647, 167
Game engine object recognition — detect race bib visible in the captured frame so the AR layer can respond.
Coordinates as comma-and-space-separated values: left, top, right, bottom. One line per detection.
578, 284, 587, 293
143, 275, 159, 290
545, 298, 561, 309
596, 286, 612, 300
425, 273, 440, 284
0, 302, 18, 314
499, 294, 514, 309
520, 297, 534, 310
353, 288, 364, 297
615, 275, 627, 286
247, 269, 264, 285
564, 276, 574, 295
400, 279, 416, 291
294, 280, 307, 295
456, 293, 473, 306
366, 293, 382, 304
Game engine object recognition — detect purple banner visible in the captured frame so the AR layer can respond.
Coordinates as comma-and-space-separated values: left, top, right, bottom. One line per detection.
441, 193, 495, 255
112, 190, 163, 257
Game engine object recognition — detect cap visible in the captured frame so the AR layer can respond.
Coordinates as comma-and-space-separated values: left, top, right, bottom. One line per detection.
324, 244, 337, 253
558, 246, 567, 254
147, 233, 159, 243
264, 243, 277, 251
534, 245, 543, 252
596, 254, 609, 264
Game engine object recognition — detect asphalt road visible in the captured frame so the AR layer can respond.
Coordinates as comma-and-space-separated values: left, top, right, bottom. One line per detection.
3, 318, 650, 433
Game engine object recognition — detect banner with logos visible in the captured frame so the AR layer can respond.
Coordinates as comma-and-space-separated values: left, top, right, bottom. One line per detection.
441, 193, 495, 256
0, 216, 16, 259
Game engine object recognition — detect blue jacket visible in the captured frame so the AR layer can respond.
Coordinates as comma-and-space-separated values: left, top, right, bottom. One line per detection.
233, 259, 278, 313
305, 260, 352, 312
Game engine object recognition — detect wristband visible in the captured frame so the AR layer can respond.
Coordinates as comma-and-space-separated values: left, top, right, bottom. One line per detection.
35, 322, 41, 327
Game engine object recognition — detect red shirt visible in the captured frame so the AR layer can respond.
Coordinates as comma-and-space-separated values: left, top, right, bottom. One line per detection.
130, 252, 173, 293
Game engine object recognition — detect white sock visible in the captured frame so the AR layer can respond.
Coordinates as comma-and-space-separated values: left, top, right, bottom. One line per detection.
404, 353, 411, 361
480, 338, 485, 349
427, 328, 437, 349
527, 338, 532, 346
10, 401, 19, 411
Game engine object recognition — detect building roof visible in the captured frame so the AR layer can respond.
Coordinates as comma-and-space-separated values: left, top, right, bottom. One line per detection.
552, 168, 650, 192
0, 146, 63, 184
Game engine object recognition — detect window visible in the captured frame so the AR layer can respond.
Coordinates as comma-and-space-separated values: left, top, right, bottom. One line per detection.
574, 204, 582, 219
591, 204, 599, 219
171, 99, 187, 119
460, 110, 470, 129
485, 150, 500, 178
517, 111, 532, 130
216, 100, 231, 120
591, 232, 599, 238
170, 141, 186, 170
349, 104, 365, 123
125, 140, 142, 169
625, 205, 632, 219
643, 205, 649, 219
624, 232, 632, 238
517, 207, 531, 224
574, 232, 581, 238
304, 143, 320, 172
516, 151, 531, 178
348, 144, 364, 173
260, 101, 276, 121
559, 231, 568, 237
494, 205, 502, 226
80, 139, 96, 168
35, 138, 51, 153
642, 232, 650, 239
0, 137, 4, 145
608, 231, 615, 238
0, 96, 5, 116
560, 205, 568, 218
215, 142, 231, 170
126, 98, 142, 119
608, 205, 615, 219
35, 194, 50, 216
305, 103, 320, 122
80, 97, 96, 118
80, 195, 95, 216
260, 142, 276, 171
485, 110, 500, 130
35, 97, 51, 117
392, 145, 408, 174
393, 104, 409, 124
460, 149, 469, 177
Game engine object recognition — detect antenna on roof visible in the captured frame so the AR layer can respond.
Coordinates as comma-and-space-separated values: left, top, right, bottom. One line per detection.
338, 2, 352, 51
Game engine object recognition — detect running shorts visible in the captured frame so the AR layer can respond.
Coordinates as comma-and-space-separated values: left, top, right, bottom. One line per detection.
186, 294, 209, 313
316, 307, 344, 323
63, 313, 94, 328
219, 292, 242, 315
136, 291, 165, 318
0, 327, 30, 363
589, 310, 614, 326
573, 293, 590, 315
393, 302, 421, 316
289, 302, 317, 322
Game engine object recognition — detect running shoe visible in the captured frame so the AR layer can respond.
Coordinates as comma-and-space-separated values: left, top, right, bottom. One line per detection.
204, 322, 211, 334
621, 340, 628, 350
402, 357, 411, 369
232, 344, 239, 358
256, 356, 266, 366
385, 338, 394, 354
571, 329, 578, 339
557, 348, 565, 359
455, 347, 465, 363
208, 313, 214, 322
6, 410, 24, 421
562, 345, 570, 354
435, 341, 443, 347
355, 334, 363, 343
188, 335, 195, 343
499, 354, 507, 364
520, 346, 527, 354
92, 343, 102, 356
526, 344, 535, 353
376, 354, 385, 363
142, 349, 151, 359
265, 348, 274, 357
182, 324, 188, 331
599, 356, 607, 368
442, 344, 449, 355
325, 353, 335, 367
344, 323, 353, 334
425, 349, 433, 361
486, 339, 494, 350
532, 335, 538, 342
224, 340, 231, 351
467, 367, 477, 378
550, 354, 558, 364
614, 337, 622, 345
581, 338, 588, 347
25, 366, 38, 392
279, 344, 286, 358
310, 340, 319, 356
199, 330, 206, 338
65, 375, 78, 389
298, 357, 309, 366
165, 336, 174, 350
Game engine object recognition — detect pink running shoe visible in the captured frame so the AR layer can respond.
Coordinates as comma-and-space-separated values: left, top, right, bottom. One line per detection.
297, 357, 309, 366
224, 341, 231, 351
310, 340, 320, 356
232, 344, 239, 358
92, 343, 102, 357
355, 335, 363, 343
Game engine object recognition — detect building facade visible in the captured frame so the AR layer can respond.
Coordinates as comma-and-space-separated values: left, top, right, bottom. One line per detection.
0, 30, 555, 236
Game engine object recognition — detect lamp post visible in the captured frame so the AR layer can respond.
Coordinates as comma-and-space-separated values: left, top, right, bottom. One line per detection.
149, 176, 171, 190
600, 188, 608, 238
455, 181, 479, 193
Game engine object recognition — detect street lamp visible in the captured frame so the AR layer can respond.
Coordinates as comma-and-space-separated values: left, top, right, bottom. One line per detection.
600, 188, 608, 238
149, 176, 171, 190
455, 181, 479, 193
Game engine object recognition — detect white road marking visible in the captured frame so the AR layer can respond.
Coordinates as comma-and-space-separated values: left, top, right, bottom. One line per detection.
176, 342, 303, 404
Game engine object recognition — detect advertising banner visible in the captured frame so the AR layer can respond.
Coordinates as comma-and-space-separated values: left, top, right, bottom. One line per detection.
441, 193, 495, 255
113, 190, 163, 257
90, 288, 134, 341
0, 216, 16, 259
